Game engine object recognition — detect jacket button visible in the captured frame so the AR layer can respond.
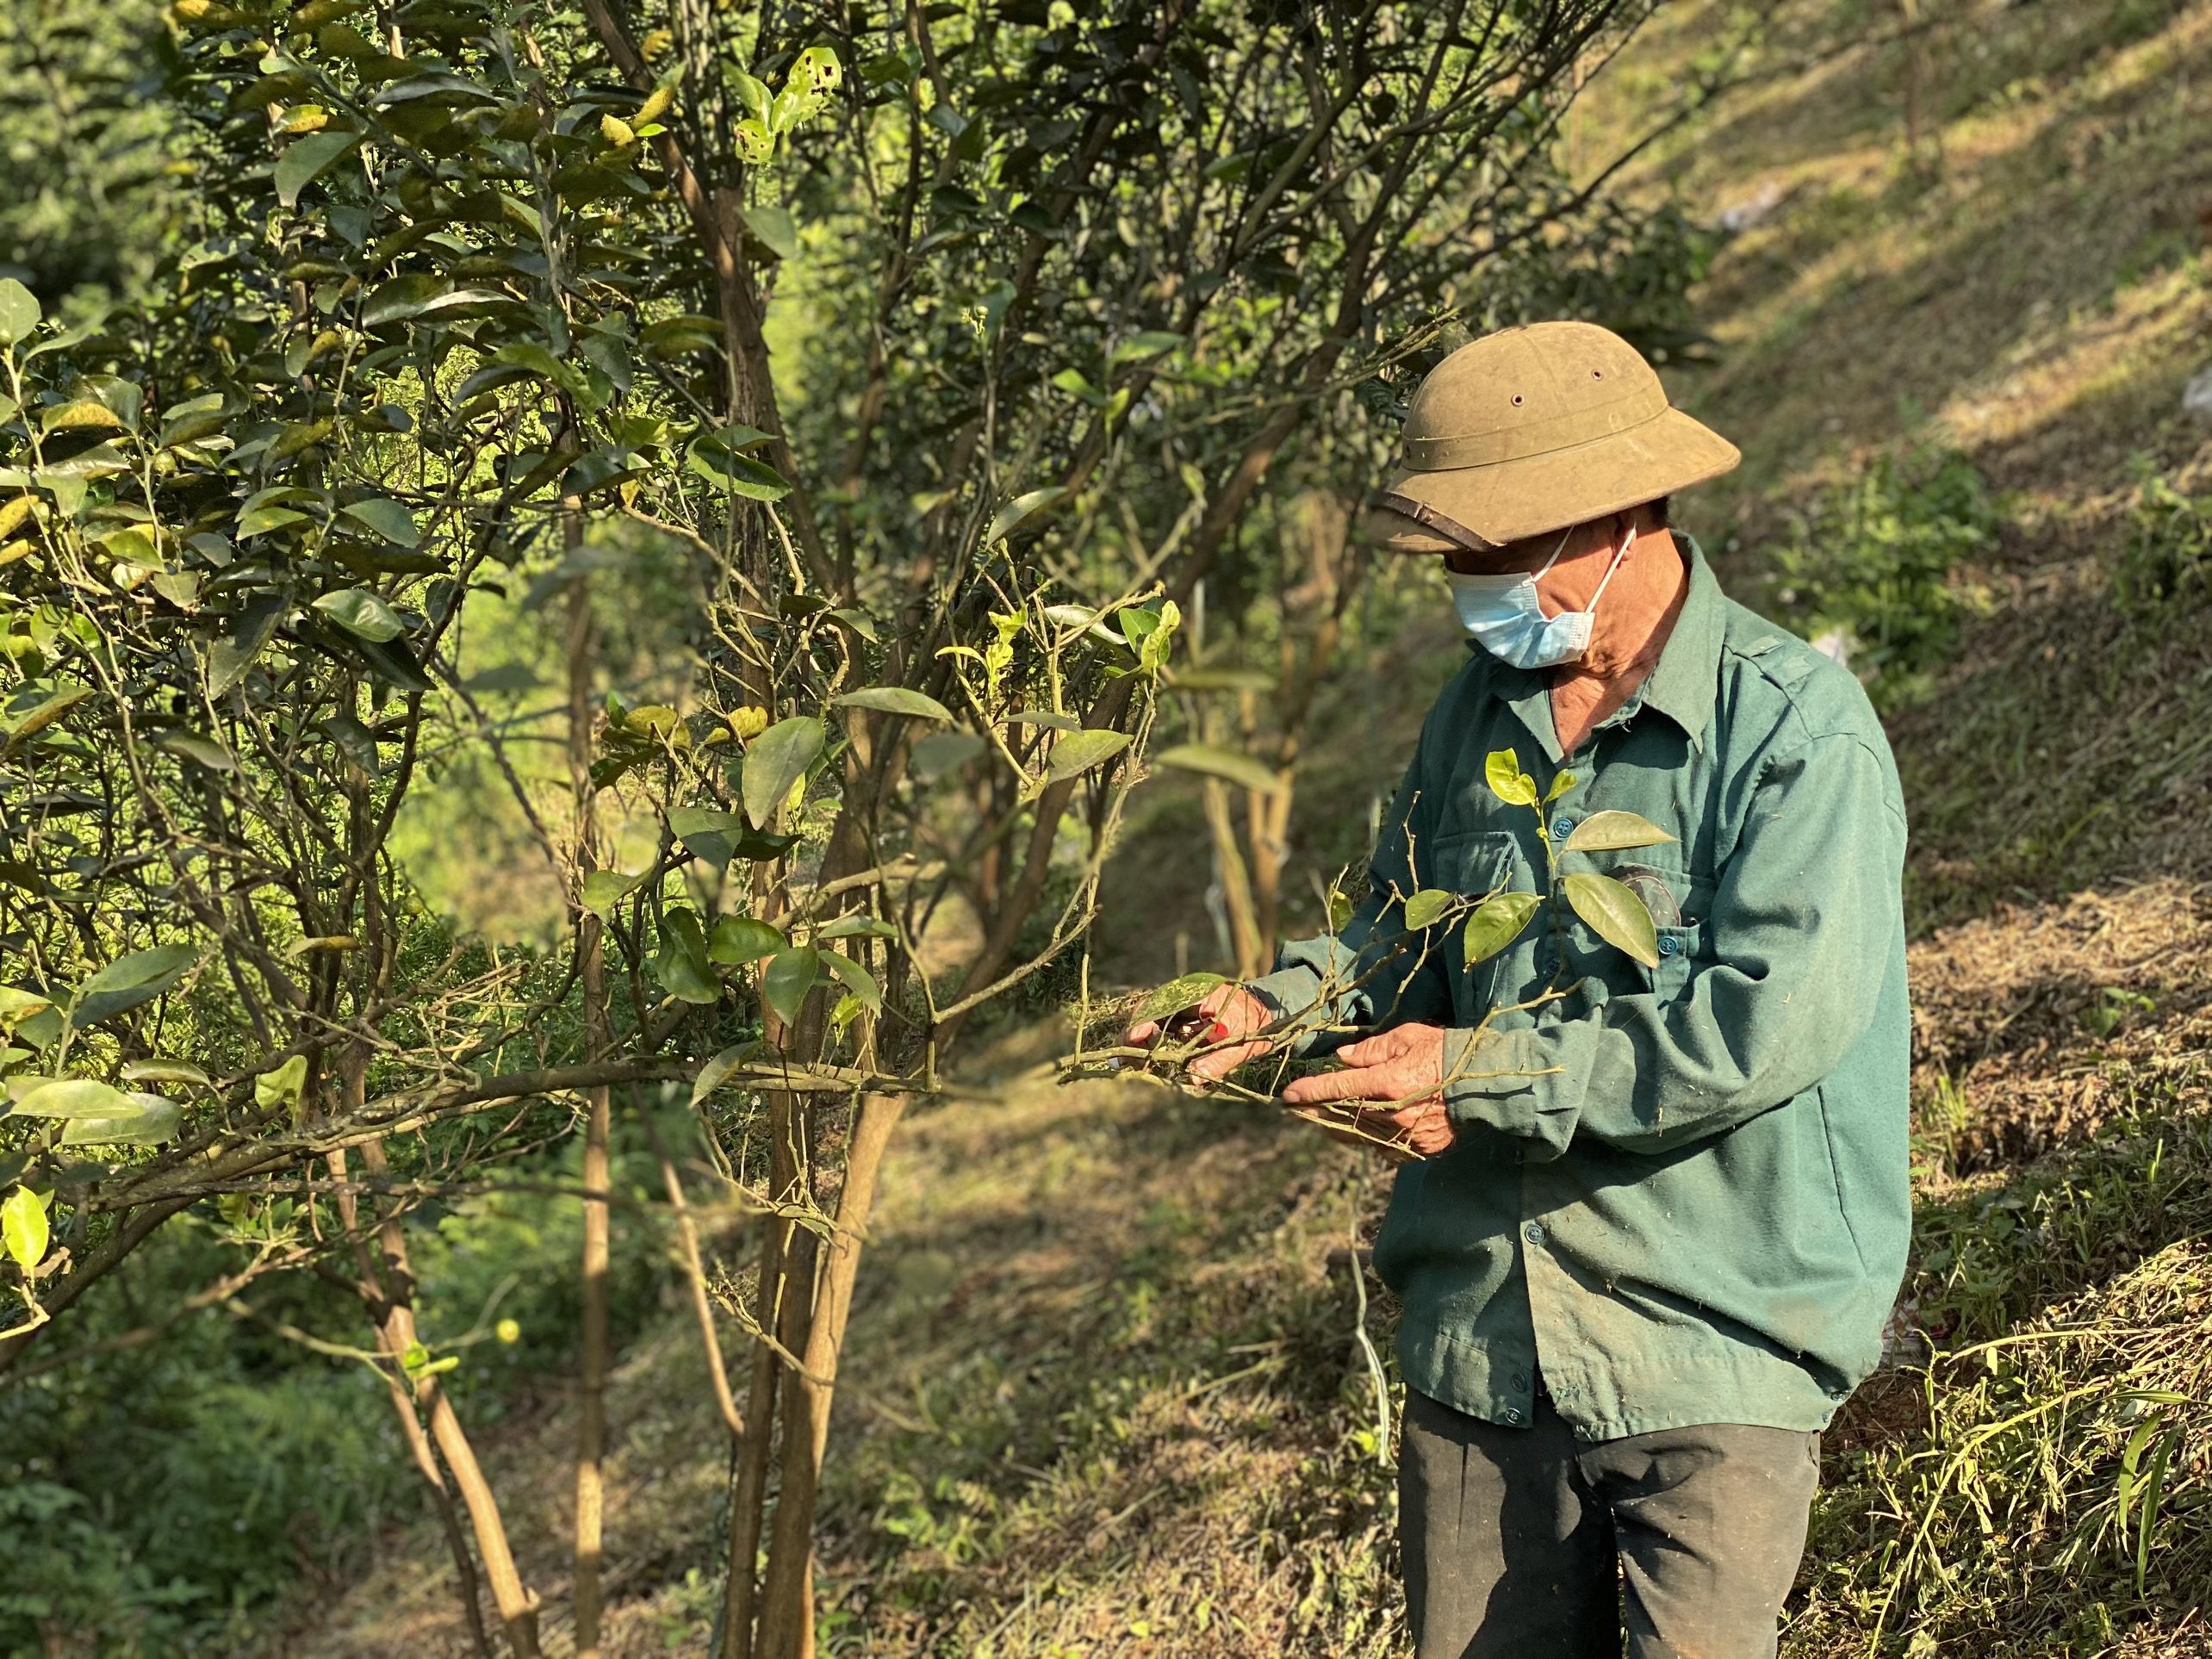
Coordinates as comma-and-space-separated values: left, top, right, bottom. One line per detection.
1658, 935, 1680, 958
1524, 1221, 1545, 1246
1512, 1370, 1530, 1391
1501, 1407, 1525, 1426
1551, 817, 1575, 840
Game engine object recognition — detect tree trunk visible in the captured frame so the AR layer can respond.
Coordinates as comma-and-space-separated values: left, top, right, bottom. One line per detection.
565, 504, 616, 1658
754, 1092, 907, 1657
360, 1136, 542, 1656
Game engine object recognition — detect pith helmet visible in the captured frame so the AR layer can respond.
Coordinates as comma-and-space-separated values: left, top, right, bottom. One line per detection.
1370, 321, 1740, 553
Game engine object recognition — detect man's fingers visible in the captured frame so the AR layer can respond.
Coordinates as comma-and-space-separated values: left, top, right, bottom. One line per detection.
1125, 1018, 1160, 1045
1283, 1064, 1403, 1105
1334, 1031, 1399, 1067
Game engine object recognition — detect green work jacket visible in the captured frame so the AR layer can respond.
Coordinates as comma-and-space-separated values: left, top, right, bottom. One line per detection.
1250, 543, 1911, 1441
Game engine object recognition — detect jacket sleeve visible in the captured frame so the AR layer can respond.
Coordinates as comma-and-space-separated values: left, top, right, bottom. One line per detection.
1442, 731, 1905, 1157
1245, 737, 1456, 1053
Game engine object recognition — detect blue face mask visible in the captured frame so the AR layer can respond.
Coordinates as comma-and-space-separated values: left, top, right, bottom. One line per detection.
1447, 520, 1636, 669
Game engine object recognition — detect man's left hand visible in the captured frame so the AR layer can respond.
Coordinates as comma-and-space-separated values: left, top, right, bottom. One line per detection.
1281, 1023, 1456, 1156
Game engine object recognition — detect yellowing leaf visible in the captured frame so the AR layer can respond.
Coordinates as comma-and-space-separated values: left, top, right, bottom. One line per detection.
3, 1185, 49, 1273
1484, 749, 1537, 807
1563, 810, 1676, 854
1563, 871, 1659, 969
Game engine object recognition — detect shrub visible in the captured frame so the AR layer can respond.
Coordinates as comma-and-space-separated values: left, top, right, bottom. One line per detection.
1771, 445, 2004, 712
2115, 460, 2212, 611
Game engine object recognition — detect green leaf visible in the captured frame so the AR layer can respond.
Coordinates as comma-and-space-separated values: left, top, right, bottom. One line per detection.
1155, 743, 1283, 795
255, 1054, 308, 1111
1544, 770, 1577, 804
71, 942, 198, 1027
121, 1058, 212, 1089
819, 949, 881, 1014
685, 440, 789, 500
668, 806, 743, 871
691, 1043, 758, 1107
581, 869, 642, 920
653, 910, 721, 1005
1134, 971, 1227, 1026
1463, 892, 1542, 964
761, 946, 819, 1027
340, 496, 420, 547
0, 278, 40, 347
985, 487, 1069, 544
1170, 668, 1276, 693
1563, 811, 1677, 854
741, 717, 823, 829
275, 129, 362, 208
1563, 872, 1660, 969
834, 687, 953, 723
1109, 330, 1185, 367
312, 587, 406, 642
1484, 749, 1538, 807
208, 596, 286, 696
708, 915, 786, 966
9, 1078, 131, 1119
1401, 889, 1456, 931
739, 203, 799, 261
815, 914, 895, 941
2, 1185, 48, 1273
59, 1093, 181, 1146
1043, 728, 1131, 785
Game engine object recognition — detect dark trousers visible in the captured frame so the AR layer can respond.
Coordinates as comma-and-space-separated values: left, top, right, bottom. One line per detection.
1398, 1386, 1819, 1659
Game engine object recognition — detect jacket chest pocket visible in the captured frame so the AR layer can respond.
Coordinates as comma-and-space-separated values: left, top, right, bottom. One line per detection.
1426, 830, 1518, 1023
1613, 864, 1711, 999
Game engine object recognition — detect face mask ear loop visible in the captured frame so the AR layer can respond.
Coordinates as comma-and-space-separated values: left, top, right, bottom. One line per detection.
1584, 519, 1639, 611
1533, 526, 1575, 580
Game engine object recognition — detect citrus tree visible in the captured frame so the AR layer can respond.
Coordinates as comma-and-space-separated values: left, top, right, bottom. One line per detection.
0, 0, 1705, 1650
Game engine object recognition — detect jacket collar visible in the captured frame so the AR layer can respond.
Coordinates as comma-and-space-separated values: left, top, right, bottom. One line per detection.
1489, 534, 1723, 763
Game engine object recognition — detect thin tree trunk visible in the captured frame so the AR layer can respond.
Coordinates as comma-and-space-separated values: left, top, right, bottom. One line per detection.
565, 501, 615, 1659
754, 1092, 907, 1658
722, 1076, 817, 1659
359, 1136, 542, 1656
330, 1142, 494, 1659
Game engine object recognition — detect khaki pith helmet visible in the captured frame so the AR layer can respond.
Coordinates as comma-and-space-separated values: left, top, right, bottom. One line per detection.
1369, 321, 1740, 553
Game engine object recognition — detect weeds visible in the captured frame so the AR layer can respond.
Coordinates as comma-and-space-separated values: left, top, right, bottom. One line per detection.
2116, 460, 2212, 612
1771, 444, 2004, 712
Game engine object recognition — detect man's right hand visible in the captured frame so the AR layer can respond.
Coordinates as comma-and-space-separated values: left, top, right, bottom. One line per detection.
1123, 982, 1277, 1080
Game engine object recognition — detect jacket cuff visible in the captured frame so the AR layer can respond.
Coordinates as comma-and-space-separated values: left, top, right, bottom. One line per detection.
1442, 1026, 1552, 1135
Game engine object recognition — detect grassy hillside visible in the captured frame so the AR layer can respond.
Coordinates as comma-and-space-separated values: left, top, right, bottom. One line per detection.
299, 2, 2212, 1653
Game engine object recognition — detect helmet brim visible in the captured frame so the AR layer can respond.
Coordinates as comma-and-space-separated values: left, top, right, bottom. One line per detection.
1376, 408, 1740, 552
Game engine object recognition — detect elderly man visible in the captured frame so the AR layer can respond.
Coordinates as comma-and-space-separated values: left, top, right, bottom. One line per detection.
1128, 322, 1911, 1657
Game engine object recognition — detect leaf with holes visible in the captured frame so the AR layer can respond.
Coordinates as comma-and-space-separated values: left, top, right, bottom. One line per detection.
1563, 872, 1659, 968
1134, 971, 1227, 1026
1563, 811, 1676, 854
